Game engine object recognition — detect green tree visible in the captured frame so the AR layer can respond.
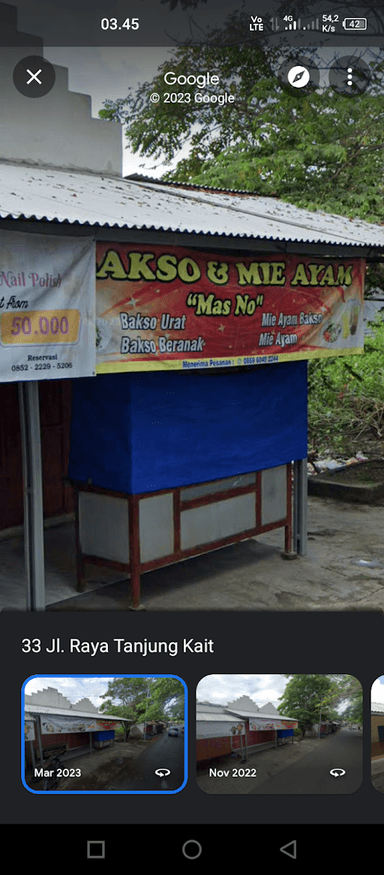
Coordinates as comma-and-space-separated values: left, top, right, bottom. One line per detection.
99, 677, 153, 721
308, 317, 384, 454
100, 29, 384, 454
150, 678, 185, 721
99, 677, 184, 724
100, 40, 384, 224
278, 674, 363, 735
341, 700, 363, 723
100, 36, 384, 295
326, 674, 363, 723
278, 674, 340, 737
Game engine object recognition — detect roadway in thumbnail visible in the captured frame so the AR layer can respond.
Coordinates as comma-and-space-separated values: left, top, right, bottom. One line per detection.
198, 727, 362, 794
107, 731, 185, 791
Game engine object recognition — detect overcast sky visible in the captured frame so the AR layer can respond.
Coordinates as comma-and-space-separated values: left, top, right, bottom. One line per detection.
23, 676, 147, 709
25, 673, 289, 711
23, 672, 377, 710
196, 674, 290, 707
371, 676, 384, 704
196, 674, 366, 715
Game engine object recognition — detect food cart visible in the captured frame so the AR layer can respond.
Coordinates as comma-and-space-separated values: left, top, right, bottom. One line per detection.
1, 20, 382, 612
68, 238, 367, 609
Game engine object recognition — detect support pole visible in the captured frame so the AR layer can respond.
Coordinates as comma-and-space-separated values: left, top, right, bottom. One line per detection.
128, 494, 145, 610
18, 381, 45, 610
36, 715, 44, 766
293, 458, 308, 556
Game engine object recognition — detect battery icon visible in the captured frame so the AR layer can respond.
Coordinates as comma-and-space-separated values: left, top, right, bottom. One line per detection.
342, 18, 367, 30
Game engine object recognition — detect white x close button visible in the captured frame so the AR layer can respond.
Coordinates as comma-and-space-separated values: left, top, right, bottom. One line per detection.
13, 55, 55, 97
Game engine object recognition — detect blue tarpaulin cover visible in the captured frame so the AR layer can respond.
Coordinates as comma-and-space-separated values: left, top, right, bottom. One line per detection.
93, 730, 115, 740
68, 363, 307, 494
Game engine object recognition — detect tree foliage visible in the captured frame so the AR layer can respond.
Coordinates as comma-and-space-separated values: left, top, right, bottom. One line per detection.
99, 27, 384, 455
329, 675, 363, 723
100, 41, 384, 222
99, 677, 184, 723
308, 316, 384, 454
277, 674, 338, 736
277, 674, 362, 736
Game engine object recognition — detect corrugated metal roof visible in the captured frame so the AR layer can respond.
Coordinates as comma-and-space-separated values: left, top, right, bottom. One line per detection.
196, 702, 296, 722
196, 702, 227, 713
224, 708, 297, 722
372, 701, 384, 713
126, 172, 256, 196
1, 161, 383, 249
196, 712, 236, 722
24, 704, 130, 721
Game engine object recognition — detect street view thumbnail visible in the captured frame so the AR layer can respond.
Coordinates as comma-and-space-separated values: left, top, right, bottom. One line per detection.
196, 674, 362, 794
23, 675, 186, 792
371, 675, 384, 793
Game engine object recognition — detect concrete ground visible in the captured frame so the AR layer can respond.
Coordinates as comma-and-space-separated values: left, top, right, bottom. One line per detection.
197, 728, 363, 794
1, 495, 384, 611
25, 735, 160, 792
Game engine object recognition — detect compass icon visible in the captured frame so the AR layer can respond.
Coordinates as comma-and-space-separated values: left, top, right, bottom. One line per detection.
287, 65, 311, 88
278, 56, 320, 94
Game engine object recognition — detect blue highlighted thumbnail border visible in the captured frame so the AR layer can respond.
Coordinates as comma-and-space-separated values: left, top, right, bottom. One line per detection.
21, 674, 188, 795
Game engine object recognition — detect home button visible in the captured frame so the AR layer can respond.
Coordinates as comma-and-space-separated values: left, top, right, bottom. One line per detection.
182, 840, 203, 859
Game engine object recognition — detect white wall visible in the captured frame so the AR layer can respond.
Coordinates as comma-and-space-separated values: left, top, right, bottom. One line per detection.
24, 686, 99, 713
0, 12, 122, 175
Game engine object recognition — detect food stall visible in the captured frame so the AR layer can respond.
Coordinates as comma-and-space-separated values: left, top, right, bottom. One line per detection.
23, 685, 129, 783
196, 696, 298, 763
68, 241, 366, 608
1, 18, 382, 612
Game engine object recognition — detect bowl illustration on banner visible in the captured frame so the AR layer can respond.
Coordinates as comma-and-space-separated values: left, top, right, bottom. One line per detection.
340, 300, 360, 339
96, 318, 113, 351
323, 320, 341, 344
349, 300, 360, 336
341, 312, 349, 339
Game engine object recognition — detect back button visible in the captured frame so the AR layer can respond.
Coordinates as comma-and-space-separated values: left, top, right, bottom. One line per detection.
280, 840, 297, 859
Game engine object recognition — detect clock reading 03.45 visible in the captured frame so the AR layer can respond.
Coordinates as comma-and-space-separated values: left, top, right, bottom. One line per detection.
100, 17, 140, 30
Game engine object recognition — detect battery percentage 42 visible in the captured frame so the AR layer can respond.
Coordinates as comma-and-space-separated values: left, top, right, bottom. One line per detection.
342, 18, 367, 30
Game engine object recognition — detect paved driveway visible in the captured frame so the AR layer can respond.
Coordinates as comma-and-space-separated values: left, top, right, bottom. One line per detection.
1, 496, 384, 612
197, 728, 362, 795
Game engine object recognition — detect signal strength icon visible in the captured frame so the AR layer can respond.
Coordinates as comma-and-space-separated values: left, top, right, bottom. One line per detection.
285, 19, 301, 30
302, 18, 320, 30
269, 17, 320, 31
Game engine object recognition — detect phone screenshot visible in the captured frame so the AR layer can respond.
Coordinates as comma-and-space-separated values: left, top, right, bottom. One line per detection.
1, 0, 384, 862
